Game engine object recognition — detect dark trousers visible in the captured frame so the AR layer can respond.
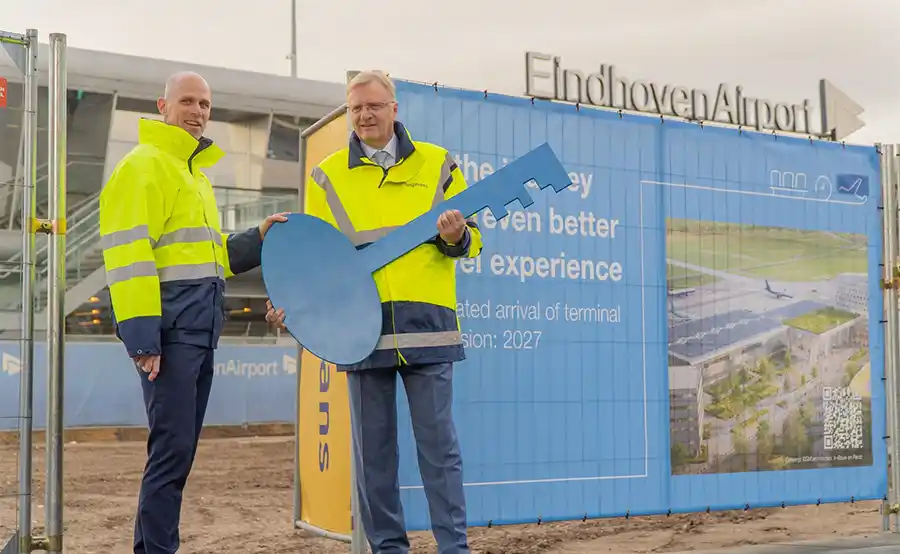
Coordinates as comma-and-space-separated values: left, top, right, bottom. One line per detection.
348, 362, 469, 554
133, 343, 215, 554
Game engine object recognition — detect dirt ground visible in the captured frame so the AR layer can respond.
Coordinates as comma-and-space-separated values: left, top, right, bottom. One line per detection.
0, 435, 887, 553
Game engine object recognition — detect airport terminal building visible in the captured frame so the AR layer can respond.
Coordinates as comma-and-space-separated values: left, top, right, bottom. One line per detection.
0, 44, 346, 339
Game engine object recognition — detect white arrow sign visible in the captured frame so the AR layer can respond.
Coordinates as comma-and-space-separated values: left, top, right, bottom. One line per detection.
2, 352, 21, 375
819, 79, 865, 141
282, 354, 297, 375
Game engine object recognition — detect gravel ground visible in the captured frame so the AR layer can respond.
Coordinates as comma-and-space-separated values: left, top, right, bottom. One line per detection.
0, 436, 886, 553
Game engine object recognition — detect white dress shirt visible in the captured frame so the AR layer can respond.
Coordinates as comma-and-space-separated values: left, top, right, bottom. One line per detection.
360, 133, 398, 169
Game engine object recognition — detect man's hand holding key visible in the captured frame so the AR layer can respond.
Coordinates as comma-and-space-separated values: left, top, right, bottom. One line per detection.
437, 209, 467, 244
266, 299, 286, 328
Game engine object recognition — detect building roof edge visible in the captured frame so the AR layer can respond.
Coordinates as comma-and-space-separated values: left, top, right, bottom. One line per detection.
0, 42, 346, 117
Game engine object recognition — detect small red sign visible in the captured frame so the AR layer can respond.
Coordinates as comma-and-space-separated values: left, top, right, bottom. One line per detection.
0, 78, 7, 109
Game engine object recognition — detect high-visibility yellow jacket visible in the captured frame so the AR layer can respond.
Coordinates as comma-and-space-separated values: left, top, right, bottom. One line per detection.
305, 121, 483, 371
99, 118, 263, 358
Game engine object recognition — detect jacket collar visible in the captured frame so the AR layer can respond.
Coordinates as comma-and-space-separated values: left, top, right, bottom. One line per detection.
138, 118, 224, 169
348, 121, 415, 169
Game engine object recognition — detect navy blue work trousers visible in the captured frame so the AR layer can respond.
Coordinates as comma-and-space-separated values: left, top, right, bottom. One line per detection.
133, 343, 215, 554
348, 362, 469, 554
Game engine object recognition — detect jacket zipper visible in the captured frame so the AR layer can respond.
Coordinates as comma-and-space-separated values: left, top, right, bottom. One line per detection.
187, 140, 221, 346
375, 153, 406, 187
187, 141, 218, 279
370, 157, 404, 364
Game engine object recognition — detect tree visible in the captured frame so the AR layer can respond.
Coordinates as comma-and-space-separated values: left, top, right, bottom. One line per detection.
732, 428, 751, 471
780, 410, 812, 459
671, 443, 689, 467
756, 420, 775, 469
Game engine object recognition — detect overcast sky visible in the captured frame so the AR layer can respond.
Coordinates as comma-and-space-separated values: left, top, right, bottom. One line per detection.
3, 0, 899, 144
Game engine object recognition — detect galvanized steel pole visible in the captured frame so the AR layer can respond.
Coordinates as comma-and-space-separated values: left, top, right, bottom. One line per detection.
345, 69, 367, 554
289, 0, 298, 77
16, 28, 39, 554
0, 27, 43, 554
881, 143, 900, 532
293, 126, 307, 526
44, 32, 67, 554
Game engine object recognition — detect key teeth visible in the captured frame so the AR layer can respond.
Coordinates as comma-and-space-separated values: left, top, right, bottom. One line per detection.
489, 205, 509, 220
536, 173, 574, 193
551, 178, 574, 193
516, 193, 535, 209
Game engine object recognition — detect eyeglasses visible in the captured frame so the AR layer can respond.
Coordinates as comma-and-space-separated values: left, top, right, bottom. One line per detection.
349, 101, 394, 114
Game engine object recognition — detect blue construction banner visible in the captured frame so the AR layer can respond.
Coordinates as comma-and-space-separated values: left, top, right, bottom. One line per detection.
0, 341, 298, 430
392, 79, 885, 529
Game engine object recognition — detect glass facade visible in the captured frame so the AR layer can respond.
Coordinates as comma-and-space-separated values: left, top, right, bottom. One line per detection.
68, 290, 279, 339
0, 84, 114, 226
0, 79, 24, 210
268, 116, 301, 162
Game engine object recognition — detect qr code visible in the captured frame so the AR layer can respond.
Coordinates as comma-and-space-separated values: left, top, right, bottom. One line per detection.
823, 386, 864, 450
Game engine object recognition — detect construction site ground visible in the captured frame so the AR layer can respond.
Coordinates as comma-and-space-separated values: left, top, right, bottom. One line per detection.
0, 427, 889, 553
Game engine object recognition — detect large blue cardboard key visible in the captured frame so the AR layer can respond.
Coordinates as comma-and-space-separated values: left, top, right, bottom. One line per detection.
260, 142, 573, 367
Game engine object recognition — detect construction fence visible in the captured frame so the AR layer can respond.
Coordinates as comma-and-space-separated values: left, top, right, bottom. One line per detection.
295, 77, 896, 541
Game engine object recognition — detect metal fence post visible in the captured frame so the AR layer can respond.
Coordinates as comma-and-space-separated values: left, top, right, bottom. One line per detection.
882, 143, 900, 532
44, 32, 67, 554
0, 27, 39, 554
293, 115, 307, 530
344, 69, 368, 554
17, 28, 39, 554
293, 344, 303, 525
0, 26, 69, 554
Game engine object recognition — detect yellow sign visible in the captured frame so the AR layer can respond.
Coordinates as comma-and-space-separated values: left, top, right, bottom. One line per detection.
296, 110, 353, 536
301, 112, 351, 213
297, 348, 352, 535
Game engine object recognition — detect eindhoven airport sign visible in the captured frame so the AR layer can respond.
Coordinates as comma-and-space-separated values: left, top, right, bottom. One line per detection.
524, 52, 865, 141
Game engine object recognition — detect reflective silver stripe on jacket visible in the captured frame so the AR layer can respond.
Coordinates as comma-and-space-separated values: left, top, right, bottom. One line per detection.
158, 262, 225, 282
105, 260, 225, 287
100, 225, 153, 249
100, 225, 221, 250
434, 153, 478, 232
433, 152, 454, 207
353, 226, 399, 246
104, 261, 157, 286
309, 158, 453, 246
310, 166, 358, 238
155, 226, 223, 249
102, 224, 225, 285
373, 330, 462, 351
